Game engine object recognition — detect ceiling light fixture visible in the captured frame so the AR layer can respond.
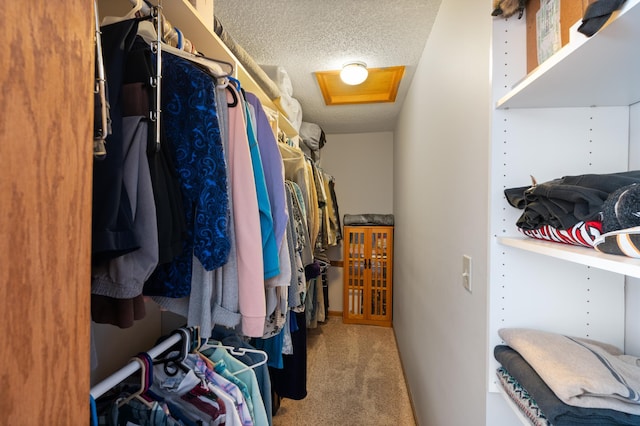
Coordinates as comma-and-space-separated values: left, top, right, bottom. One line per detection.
340, 62, 369, 85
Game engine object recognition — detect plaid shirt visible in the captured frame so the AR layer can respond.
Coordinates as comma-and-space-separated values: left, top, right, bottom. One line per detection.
187, 354, 253, 426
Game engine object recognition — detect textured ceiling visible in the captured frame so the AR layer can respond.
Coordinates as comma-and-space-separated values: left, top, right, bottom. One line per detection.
214, 0, 442, 134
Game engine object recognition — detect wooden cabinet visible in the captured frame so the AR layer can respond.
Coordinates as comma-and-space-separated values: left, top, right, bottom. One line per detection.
343, 226, 393, 327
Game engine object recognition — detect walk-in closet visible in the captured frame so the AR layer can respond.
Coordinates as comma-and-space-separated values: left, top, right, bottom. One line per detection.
2, 0, 639, 425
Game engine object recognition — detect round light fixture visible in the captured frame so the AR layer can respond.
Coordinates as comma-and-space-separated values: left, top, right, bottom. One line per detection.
340, 62, 368, 85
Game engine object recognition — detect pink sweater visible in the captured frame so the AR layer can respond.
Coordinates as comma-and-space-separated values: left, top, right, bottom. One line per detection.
226, 86, 266, 337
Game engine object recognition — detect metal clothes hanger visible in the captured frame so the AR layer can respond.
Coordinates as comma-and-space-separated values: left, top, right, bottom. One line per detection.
150, 5, 162, 152
98, 2, 162, 152
131, 0, 234, 78
93, 0, 109, 159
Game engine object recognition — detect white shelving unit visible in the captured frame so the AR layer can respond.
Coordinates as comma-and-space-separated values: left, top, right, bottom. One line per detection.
498, 236, 640, 278
488, 0, 640, 412
497, 0, 640, 109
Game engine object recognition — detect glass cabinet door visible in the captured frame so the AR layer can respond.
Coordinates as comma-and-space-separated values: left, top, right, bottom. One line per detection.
345, 229, 367, 319
369, 229, 392, 321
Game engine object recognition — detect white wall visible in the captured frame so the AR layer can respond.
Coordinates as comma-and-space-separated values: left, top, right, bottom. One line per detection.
320, 132, 394, 217
320, 132, 394, 313
392, 0, 494, 424
91, 301, 163, 385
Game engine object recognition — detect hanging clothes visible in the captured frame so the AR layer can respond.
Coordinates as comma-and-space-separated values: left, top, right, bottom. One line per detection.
143, 51, 230, 299
284, 180, 308, 313
225, 84, 267, 338
268, 311, 308, 401
179, 84, 243, 339
245, 92, 288, 253
89, 20, 349, 424
243, 92, 280, 280
91, 115, 158, 328
122, 36, 187, 265
93, 329, 272, 426
92, 18, 141, 260
326, 174, 342, 244
211, 325, 274, 425
91, 24, 187, 327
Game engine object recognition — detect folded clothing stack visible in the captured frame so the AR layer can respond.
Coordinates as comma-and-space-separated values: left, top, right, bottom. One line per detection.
495, 328, 640, 425
595, 183, 640, 257
343, 214, 394, 227
504, 171, 640, 258
261, 64, 302, 131
213, 17, 281, 101
298, 121, 326, 162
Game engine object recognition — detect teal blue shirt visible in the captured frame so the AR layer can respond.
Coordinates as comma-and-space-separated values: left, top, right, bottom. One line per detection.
244, 100, 280, 279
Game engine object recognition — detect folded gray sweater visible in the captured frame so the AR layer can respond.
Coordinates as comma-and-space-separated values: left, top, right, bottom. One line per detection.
499, 328, 640, 415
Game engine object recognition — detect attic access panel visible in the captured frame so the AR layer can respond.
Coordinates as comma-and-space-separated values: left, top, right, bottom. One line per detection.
315, 66, 405, 105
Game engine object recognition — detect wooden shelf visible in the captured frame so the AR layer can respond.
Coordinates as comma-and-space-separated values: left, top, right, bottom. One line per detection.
496, 0, 640, 109
497, 236, 640, 278
151, 0, 298, 136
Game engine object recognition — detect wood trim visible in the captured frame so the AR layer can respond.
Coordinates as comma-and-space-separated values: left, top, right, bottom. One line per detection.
393, 328, 419, 424
525, 0, 592, 73
315, 66, 405, 105
0, 1, 93, 422
343, 317, 392, 327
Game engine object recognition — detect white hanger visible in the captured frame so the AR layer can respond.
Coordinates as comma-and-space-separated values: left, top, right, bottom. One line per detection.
100, 0, 145, 26
198, 340, 268, 375
124, 0, 144, 19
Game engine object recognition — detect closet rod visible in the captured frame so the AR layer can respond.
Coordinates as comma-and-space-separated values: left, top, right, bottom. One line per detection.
90, 332, 182, 399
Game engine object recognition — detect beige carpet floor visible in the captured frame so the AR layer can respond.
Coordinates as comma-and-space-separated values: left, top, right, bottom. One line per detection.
272, 316, 416, 426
